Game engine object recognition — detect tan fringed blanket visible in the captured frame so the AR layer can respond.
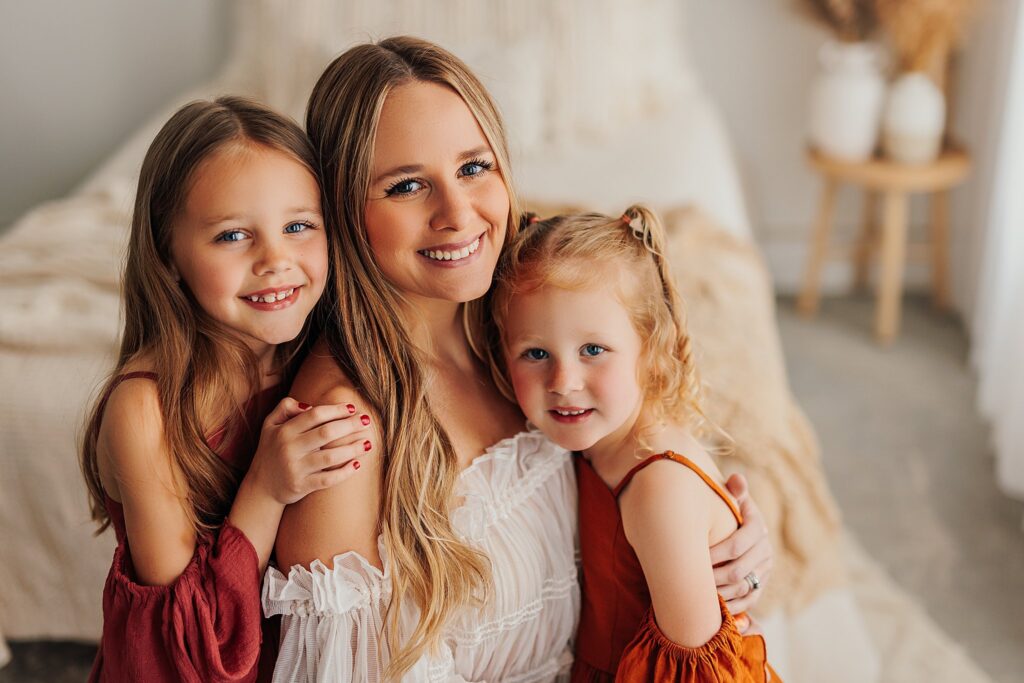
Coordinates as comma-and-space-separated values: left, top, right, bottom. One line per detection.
661, 206, 846, 615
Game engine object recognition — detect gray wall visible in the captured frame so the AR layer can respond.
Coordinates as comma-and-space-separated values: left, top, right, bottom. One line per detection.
0, 0, 230, 233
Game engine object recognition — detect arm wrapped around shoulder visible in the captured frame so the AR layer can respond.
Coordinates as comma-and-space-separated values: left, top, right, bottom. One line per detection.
616, 596, 780, 683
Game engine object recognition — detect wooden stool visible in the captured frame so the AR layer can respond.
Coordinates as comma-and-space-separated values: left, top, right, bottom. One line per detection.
797, 146, 971, 344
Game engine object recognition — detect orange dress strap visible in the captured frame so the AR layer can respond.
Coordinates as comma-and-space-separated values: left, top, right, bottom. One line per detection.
612, 450, 743, 525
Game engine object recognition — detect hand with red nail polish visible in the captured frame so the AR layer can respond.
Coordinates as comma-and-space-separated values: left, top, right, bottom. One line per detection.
242, 397, 373, 506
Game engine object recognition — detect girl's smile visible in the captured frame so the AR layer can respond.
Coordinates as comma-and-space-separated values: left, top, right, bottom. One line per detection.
170, 143, 328, 356
503, 275, 645, 455
239, 284, 303, 309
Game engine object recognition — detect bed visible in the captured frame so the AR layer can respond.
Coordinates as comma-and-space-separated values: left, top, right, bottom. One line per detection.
0, 2, 993, 681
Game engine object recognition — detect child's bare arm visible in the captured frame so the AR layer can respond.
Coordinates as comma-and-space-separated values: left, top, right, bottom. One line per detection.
620, 460, 725, 647
100, 378, 198, 586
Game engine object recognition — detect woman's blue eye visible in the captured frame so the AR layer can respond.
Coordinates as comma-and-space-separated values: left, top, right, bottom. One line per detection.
523, 348, 549, 361
460, 159, 493, 178
216, 230, 245, 243
385, 178, 423, 196
284, 221, 312, 234
581, 344, 605, 357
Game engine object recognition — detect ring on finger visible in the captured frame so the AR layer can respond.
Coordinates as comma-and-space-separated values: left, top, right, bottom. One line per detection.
744, 571, 760, 592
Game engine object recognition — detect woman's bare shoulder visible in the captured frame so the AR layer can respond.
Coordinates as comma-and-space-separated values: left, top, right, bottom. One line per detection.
276, 337, 383, 572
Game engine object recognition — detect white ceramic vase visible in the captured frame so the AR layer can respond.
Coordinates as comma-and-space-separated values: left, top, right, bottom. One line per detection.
882, 72, 946, 164
808, 41, 886, 161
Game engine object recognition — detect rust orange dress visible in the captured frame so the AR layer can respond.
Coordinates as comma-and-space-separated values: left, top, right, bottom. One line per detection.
572, 451, 780, 682
88, 372, 284, 683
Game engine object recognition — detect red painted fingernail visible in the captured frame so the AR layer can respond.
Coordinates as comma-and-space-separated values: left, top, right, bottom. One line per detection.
298, 402, 311, 410
353, 460, 361, 470
363, 439, 372, 452
360, 414, 370, 426
346, 404, 356, 414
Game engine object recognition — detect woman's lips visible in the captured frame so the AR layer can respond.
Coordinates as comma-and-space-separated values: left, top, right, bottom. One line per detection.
417, 233, 484, 268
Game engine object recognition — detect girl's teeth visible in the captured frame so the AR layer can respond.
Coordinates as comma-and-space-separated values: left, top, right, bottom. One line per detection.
556, 409, 588, 416
247, 288, 295, 303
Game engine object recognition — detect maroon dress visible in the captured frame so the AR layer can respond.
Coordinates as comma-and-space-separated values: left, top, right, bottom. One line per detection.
88, 372, 284, 683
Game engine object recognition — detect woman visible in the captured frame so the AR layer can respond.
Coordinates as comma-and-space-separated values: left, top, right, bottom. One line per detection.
263, 36, 773, 681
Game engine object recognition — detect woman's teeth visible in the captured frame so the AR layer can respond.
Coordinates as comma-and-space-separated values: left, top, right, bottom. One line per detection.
420, 237, 481, 262
554, 409, 588, 416
246, 288, 294, 303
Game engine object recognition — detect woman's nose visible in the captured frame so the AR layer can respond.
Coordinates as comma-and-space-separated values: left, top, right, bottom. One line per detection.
429, 181, 475, 232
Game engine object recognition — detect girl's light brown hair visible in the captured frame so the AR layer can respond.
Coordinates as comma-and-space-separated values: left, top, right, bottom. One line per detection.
306, 35, 520, 678
491, 205, 707, 433
80, 96, 321, 535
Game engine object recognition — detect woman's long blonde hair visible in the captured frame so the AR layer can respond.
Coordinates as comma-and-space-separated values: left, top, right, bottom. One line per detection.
306, 36, 520, 678
491, 205, 707, 432
80, 97, 320, 534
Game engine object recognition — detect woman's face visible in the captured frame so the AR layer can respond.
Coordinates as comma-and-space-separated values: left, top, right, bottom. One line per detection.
363, 81, 510, 305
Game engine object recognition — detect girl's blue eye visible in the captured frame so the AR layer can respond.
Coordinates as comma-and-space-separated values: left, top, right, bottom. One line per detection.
581, 344, 605, 357
385, 178, 423, 196
460, 159, 493, 178
523, 348, 549, 361
284, 221, 313, 234
216, 230, 245, 243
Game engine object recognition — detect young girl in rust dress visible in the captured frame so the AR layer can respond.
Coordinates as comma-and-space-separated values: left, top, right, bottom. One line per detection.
80, 97, 372, 682
493, 206, 781, 682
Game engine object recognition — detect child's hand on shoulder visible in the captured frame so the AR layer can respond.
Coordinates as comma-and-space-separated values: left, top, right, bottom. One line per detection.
247, 398, 373, 505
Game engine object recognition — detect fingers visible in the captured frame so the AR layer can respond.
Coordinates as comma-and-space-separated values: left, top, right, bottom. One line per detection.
277, 403, 371, 450
723, 559, 772, 614
307, 456, 364, 491
713, 531, 772, 590
732, 613, 764, 637
303, 441, 373, 475
710, 514, 761, 567
265, 397, 314, 427
724, 472, 749, 502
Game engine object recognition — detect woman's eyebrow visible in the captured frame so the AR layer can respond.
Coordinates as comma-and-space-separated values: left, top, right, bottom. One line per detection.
457, 145, 492, 161
372, 163, 422, 184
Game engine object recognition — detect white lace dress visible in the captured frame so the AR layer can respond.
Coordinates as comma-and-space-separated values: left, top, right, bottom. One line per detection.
263, 430, 579, 682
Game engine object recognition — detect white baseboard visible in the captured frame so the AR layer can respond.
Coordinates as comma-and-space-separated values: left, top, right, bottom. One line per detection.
762, 239, 933, 296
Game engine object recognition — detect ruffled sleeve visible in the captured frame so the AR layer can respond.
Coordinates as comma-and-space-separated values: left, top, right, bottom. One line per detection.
614, 597, 779, 683
262, 541, 469, 683
94, 520, 264, 683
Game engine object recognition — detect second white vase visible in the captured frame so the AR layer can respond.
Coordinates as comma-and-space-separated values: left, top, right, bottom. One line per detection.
808, 41, 886, 161
883, 72, 946, 164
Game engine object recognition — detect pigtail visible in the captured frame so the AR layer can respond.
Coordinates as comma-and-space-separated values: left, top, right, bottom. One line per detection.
621, 204, 707, 431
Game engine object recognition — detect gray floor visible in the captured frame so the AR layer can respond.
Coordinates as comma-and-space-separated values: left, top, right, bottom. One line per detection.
3, 295, 1023, 682
777, 294, 1024, 683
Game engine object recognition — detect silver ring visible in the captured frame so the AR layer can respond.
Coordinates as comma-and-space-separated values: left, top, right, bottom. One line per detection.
744, 571, 760, 592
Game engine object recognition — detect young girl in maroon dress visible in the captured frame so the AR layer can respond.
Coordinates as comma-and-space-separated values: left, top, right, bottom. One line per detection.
79, 96, 372, 682
492, 206, 781, 682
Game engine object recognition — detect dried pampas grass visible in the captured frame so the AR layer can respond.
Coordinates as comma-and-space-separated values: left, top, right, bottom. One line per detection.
875, 0, 980, 73
793, 0, 879, 42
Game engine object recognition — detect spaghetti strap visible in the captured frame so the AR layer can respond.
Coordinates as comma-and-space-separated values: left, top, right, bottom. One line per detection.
613, 450, 743, 525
